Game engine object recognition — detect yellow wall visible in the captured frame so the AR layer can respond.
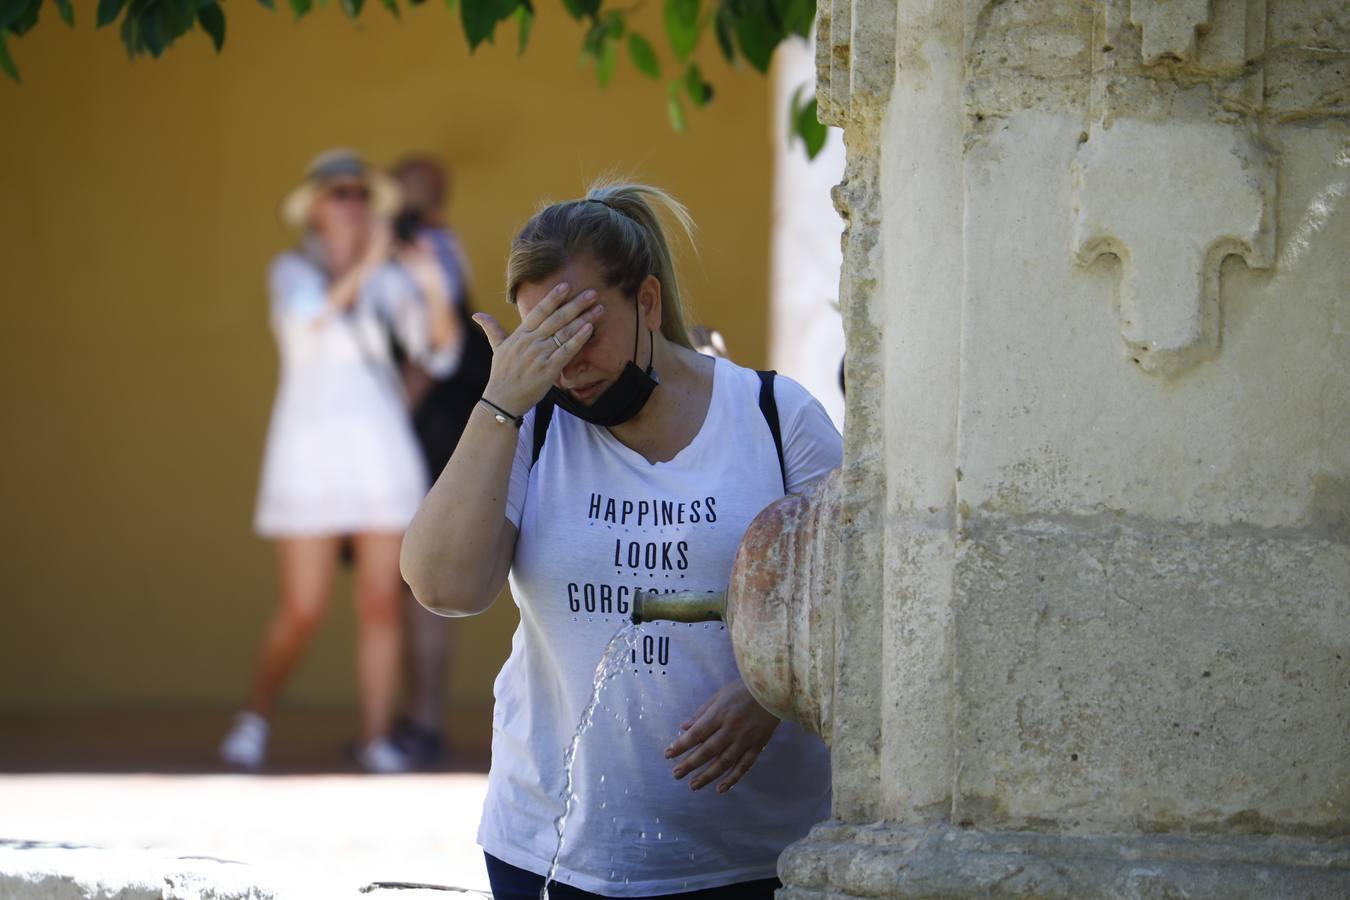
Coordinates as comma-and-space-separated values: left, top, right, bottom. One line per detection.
0, 3, 771, 711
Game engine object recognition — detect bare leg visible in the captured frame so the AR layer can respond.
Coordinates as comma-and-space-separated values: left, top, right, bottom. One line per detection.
404, 590, 453, 731
352, 531, 406, 743
245, 536, 341, 718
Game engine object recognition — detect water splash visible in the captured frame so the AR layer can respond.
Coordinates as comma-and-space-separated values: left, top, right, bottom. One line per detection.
540, 623, 639, 900
1276, 141, 1350, 275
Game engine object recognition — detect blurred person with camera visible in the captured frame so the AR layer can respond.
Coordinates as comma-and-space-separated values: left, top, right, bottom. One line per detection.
219, 148, 459, 774
385, 155, 492, 767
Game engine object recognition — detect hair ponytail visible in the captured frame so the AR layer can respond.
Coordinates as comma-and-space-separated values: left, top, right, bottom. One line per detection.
505, 178, 697, 349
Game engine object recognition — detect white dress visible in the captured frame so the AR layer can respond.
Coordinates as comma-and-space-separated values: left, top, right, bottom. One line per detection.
253, 251, 456, 537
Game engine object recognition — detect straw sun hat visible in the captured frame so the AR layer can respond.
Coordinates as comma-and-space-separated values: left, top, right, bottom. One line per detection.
280, 148, 402, 229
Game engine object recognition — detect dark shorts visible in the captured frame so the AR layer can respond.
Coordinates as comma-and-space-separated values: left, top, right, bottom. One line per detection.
484, 853, 781, 900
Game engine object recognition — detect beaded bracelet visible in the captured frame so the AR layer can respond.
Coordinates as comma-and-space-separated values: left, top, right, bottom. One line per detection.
478, 397, 524, 428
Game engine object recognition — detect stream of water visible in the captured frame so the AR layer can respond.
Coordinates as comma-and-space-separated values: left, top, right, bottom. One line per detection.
539, 623, 641, 900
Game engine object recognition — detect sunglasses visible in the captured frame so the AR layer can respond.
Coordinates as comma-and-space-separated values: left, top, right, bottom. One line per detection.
327, 184, 372, 203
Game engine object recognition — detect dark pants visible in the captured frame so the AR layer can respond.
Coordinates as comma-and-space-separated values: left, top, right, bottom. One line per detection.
484, 853, 781, 900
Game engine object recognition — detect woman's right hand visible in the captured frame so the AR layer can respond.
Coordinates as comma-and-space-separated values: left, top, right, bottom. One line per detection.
472, 282, 604, 416
313, 221, 396, 329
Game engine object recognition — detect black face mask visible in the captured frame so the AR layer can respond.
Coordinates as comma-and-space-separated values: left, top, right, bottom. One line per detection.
548, 304, 659, 427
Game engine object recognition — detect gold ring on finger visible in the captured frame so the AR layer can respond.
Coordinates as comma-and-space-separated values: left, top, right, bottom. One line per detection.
551, 334, 564, 351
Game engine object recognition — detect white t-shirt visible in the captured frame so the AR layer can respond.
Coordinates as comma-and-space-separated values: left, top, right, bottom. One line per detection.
477, 356, 843, 896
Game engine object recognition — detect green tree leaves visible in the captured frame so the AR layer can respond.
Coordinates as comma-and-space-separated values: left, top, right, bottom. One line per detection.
561, 0, 599, 21
662, 0, 698, 62
197, 2, 225, 51
2, 0, 829, 159
0, 31, 15, 81
712, 1, 735, 62
789, 82, 826, 159
513, 1, 533, 54
665, 61, 711, 133
461, 0, 519, 49
110, 0, 208, 59
721, 0, 809, 73
683, 61, 710, 106
580, 9, 622, 87
627, 31, 658, 80
95, 0, 128, 28
666, 79, 686, 133
774, 0, 812, 39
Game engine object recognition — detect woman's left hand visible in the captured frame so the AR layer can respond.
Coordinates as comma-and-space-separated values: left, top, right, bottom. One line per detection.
665, 678, 780, 794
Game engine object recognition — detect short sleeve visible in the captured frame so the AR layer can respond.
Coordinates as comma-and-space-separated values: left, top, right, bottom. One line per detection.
774, 375, 843, 495
504, 408, 536, 528
267, 253, 327, 326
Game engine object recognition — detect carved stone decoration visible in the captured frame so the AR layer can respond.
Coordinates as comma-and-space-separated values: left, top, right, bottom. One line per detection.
1071, 118, 1277, 377
766, 0, 1350, 895
1128, 0, 1214, 63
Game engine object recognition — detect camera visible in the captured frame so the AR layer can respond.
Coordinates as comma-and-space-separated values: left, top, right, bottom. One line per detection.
393, 209, 423, 245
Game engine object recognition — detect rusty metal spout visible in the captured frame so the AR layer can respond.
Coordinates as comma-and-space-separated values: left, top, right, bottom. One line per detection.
630, 590, 728, 624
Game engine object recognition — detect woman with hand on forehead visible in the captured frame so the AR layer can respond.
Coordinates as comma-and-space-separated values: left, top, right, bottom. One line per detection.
401, 181, 841, 899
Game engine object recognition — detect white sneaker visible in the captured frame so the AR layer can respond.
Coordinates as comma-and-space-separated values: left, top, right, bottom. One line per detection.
357, 736, 413, 774
219, 711, 269, 770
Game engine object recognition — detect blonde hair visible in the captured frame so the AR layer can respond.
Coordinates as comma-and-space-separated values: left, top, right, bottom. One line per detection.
505, 179, 696, 349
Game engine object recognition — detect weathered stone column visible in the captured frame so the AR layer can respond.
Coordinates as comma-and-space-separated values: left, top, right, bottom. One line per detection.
763, 1, 1350, 896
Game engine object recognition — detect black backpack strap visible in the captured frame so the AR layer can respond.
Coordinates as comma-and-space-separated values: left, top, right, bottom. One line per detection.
531, 396, 555, 466
757, 370, 787, 494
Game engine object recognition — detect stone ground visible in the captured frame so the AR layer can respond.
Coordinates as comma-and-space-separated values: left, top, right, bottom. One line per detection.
0, 708, 495, 898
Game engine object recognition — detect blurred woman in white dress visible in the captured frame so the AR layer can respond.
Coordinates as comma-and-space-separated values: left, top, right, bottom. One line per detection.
220, 148, 461, 773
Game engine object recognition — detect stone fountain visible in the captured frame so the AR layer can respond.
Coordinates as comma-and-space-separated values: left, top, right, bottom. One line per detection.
652, 2, 1350, 896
